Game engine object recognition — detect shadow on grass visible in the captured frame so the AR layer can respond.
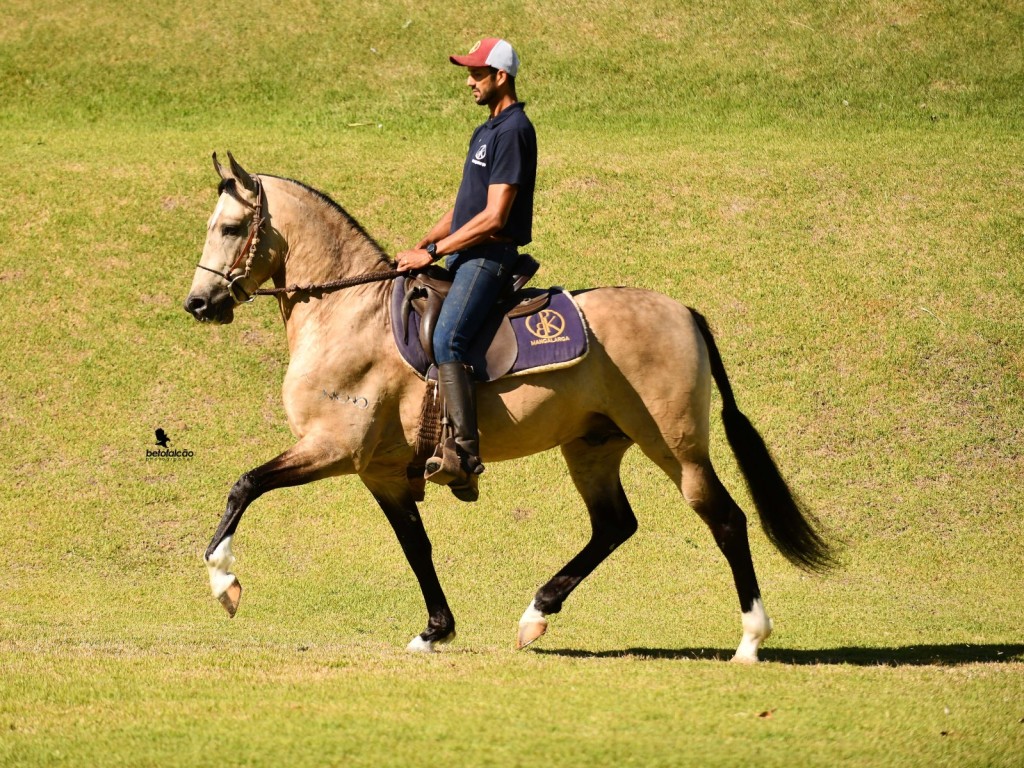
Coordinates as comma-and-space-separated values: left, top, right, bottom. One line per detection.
531, 644, 1024, 666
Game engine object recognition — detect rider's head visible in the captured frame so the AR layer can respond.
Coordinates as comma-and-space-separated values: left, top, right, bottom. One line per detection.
450, 38, 520, 107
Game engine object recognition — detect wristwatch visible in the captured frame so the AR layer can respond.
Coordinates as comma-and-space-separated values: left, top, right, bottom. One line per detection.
426, 242, 439, 261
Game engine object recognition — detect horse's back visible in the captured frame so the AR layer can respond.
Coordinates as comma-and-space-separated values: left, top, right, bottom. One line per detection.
481, 286, 712, 463
573, 286, 709, 391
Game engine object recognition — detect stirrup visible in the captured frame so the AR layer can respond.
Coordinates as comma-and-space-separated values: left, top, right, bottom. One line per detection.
424, 438, 484, 502
424, 438, 463, 485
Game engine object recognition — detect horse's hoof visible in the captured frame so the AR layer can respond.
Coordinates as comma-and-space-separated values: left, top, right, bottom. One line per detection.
407, 636, 434, 653
730, 652, 760, 664
516, 619, 548, 649
732, 599, 771, 663
217, 578, 242, 618
516, 600, 548, 649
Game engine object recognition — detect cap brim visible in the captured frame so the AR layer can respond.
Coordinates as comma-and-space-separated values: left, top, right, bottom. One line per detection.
449, 54, 488, 68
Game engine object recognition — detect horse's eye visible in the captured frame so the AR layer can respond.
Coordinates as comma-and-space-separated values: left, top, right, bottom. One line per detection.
221, 224, 243, 238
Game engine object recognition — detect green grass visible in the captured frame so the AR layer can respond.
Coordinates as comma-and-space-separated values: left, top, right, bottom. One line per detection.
1, 0, 1023, 765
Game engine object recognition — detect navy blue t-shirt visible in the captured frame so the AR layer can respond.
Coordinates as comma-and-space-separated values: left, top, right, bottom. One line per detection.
451, 102, 537, 247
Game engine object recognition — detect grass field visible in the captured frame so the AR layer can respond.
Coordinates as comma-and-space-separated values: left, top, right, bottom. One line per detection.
1, 1, 1023, 765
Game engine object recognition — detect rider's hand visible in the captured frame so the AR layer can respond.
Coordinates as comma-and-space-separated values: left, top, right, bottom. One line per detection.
395, 249, 434, 272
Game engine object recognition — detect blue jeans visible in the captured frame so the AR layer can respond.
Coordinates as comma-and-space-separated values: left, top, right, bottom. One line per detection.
433, 244, 519, 366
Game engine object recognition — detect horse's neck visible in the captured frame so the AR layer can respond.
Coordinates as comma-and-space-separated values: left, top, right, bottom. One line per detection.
280, 278, 392, 350
264, 178, 392, 349
269, 180, 390, 289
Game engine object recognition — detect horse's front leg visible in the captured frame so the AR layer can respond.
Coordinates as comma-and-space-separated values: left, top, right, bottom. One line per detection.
361, 472, 456, 652
205, 435, 348, 617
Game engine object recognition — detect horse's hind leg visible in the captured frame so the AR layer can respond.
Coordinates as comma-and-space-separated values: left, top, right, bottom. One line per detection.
517, 434, 637, 649
204, 434, 348, 617
680, 458, 772, 663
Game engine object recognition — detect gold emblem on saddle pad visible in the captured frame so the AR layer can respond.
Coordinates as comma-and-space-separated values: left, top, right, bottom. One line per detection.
526, 309, 569, 344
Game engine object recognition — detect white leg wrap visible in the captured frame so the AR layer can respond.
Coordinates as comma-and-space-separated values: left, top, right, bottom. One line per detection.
733, 598, 773, 663
205, 536, 238, 599
406, 628, 456, 652
406, 635, 435, 653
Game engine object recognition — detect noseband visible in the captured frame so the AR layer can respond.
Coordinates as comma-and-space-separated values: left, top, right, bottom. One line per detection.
196, 176, 265, 304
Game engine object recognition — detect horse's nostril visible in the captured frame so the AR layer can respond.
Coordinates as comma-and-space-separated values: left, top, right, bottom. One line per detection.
185, 295, 208, 316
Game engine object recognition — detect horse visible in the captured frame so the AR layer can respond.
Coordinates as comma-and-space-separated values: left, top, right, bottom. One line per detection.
184, 152, 832, 661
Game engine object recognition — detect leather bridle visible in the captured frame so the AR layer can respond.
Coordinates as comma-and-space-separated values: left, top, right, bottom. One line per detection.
196, 174, 405, 301
196, 176, 265, 303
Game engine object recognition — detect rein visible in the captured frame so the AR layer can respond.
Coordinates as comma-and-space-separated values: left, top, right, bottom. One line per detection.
252, 268, 402, 297
198, 173, 403, 301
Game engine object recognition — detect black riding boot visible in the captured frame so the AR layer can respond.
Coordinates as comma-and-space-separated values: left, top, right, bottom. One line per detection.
425, 362, 485, 502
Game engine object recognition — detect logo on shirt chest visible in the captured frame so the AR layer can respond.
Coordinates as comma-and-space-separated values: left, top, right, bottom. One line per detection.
472, 143, 488, 167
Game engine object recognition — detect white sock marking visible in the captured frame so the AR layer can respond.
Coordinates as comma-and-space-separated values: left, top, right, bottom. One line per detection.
519, 600, 548, 628
205, 536, 237, 599
734, 597, 773, 663
406, 635, 435, 653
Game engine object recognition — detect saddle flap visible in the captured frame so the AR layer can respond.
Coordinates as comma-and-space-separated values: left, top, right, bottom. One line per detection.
402, 276, 518, 380
483, 318, 518, 378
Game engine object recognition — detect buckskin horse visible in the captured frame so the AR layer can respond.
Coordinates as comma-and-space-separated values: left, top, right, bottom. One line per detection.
184, 153, 832, 661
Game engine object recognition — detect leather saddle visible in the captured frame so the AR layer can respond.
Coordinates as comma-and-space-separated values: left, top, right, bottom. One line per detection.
399, 253, 551, 381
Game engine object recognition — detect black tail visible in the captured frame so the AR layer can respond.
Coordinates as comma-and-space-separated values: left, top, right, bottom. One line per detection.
690, 309, 835, 573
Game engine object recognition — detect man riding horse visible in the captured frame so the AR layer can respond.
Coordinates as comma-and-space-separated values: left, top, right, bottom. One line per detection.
184, 43, 831, 657
395, 38, 537, 503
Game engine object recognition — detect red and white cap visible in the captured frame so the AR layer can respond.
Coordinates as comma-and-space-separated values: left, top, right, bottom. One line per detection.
449, 38, 520, 77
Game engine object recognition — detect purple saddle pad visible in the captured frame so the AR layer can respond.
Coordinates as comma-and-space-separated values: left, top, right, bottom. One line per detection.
390, 277, 588, 381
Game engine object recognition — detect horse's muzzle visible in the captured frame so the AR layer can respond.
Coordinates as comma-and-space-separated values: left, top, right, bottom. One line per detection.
184, 292, 234, 324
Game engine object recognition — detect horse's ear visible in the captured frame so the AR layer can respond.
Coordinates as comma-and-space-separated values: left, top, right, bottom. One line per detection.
212, 152, 228, 181
226, 152, 258, 197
